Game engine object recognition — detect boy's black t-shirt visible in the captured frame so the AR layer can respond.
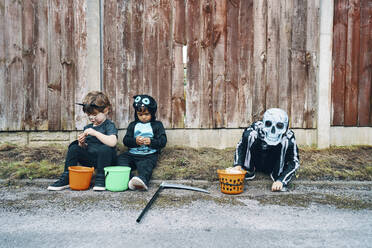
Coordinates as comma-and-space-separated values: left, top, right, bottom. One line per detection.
84, 119, 118, 145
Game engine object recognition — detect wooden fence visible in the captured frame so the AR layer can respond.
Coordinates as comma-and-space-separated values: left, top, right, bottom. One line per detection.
0, 0, 371, 131
0, 0, 87, 131
103, 0, 320, 129
332, 0, 372, 126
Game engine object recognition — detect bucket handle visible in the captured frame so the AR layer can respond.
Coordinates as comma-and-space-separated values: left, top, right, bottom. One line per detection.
105, 171, 109, 177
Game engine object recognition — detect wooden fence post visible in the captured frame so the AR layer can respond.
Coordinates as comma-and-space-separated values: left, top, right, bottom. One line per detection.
317, 0, 334, 148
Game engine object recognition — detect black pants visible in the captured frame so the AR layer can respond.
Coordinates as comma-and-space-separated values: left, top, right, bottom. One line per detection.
64, 141, 117, 175
117, 152, 158, 186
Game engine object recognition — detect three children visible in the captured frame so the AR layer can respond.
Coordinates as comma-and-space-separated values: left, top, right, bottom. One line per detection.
49, 91, 298, 193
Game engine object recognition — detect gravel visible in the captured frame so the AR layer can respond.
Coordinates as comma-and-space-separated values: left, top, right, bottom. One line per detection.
1, 179, 372, 248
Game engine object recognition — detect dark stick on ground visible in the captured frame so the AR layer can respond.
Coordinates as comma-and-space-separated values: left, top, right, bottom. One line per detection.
136, 182, 210, 223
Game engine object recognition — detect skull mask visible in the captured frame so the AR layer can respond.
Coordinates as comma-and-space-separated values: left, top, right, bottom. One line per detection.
261, 108, 288, 146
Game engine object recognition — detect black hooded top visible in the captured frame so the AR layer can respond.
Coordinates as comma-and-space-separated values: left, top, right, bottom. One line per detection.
123, 95, 167, 154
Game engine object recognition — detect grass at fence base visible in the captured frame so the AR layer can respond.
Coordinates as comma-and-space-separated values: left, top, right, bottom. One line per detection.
0, 143, 371, 181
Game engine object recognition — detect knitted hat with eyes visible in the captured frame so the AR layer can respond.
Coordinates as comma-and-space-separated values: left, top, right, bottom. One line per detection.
133, 94, 157, 121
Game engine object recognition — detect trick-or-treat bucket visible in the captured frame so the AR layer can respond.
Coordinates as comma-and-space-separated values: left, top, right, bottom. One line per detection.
217, 169, 246, 195
104, 166, 131, 192
68, 166, 94, 190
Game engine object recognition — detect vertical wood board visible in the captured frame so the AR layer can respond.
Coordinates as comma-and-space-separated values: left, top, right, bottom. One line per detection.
290, 0, 307, 128
252, 0, 267, 121
171, 0, 186, 128
357, 0, 372, 126
344, 0, 360, 126
332, 0, 348, 126
212, 0, 226, 128
225, 0, 240, 127
238, 0, 254, 127
185, 0, 201, 128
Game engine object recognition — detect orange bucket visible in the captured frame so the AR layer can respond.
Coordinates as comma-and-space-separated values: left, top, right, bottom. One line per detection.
217, 169, 246, 195
68, 166, 94, 190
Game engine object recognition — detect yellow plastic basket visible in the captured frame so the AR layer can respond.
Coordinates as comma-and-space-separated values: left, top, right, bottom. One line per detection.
217, 169, 246, 195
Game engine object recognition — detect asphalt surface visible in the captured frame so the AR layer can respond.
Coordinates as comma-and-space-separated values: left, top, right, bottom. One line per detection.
1, 179, 372, 248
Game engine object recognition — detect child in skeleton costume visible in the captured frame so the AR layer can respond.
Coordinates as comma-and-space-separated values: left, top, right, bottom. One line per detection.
117, 95, 167, 190
233, 108, 300, 192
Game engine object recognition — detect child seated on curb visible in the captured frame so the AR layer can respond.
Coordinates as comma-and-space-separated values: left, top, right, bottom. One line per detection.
231, 108, 300, 192
48, 91, 118, 191
117, 95, 167, 191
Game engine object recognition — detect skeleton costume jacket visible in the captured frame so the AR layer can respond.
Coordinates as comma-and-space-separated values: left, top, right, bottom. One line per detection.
234, 121, 300, 186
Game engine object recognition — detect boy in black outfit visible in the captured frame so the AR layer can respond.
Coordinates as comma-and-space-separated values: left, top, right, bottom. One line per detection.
48, 91, 118, 191
117, 94, 167, 190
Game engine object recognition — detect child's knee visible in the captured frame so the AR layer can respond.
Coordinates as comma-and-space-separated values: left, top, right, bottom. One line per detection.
67, 143, 80, 153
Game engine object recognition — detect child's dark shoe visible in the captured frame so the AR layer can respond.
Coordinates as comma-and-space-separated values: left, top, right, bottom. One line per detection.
128, 176, 148, 191
245, 170, 255, 180
93, 174, 106, 191
48, 172, 69, 191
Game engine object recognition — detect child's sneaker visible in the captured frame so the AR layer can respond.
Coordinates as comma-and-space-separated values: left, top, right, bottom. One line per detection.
48, 172, 69, 191
128, 176, 148, 191
245, 170, 255, 180
93, 174, 105, 191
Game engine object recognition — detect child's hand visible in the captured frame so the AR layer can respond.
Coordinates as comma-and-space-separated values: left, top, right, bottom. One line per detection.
78, 133, 87, 147
136, 136, 144, 145
84, 128, 97, 137
271, 181, 283, 192
142, 137, 151, 145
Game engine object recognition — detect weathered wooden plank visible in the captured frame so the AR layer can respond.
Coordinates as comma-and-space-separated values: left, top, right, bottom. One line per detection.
103, 0, 118, 123
0, 0, 6, 129
332, 0, 348, 126
48, 0, 62, 130
60, 0, 76, 130
143, 0, 158, 97
171, 44, 185, 128
225, 0, 239, 128
290, 0, 307, 128
344, 0, 360, 126
115, 0, 130, 128
129, 0, 144, 121
252, 0, 267, 121
212, 0, 226, 128
199, 0, 213, 128
5, 0, 24, 130
266, 0, 280, 109
185, 0, 201, 128
305, 0, 319, 128
157, 0, 172, 128
358, 0, 372, 126
174, 0, 186, 45
171, 0, 186, 128
238, 0, 254, 127
22, 0, 35, 130
74, 0, 88, 130
33, 0, 49, 130
238, 0, 254, 126
278, 0, 293, 120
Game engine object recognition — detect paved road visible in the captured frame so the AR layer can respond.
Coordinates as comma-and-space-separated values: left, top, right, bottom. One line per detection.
1, 179, 371, 248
